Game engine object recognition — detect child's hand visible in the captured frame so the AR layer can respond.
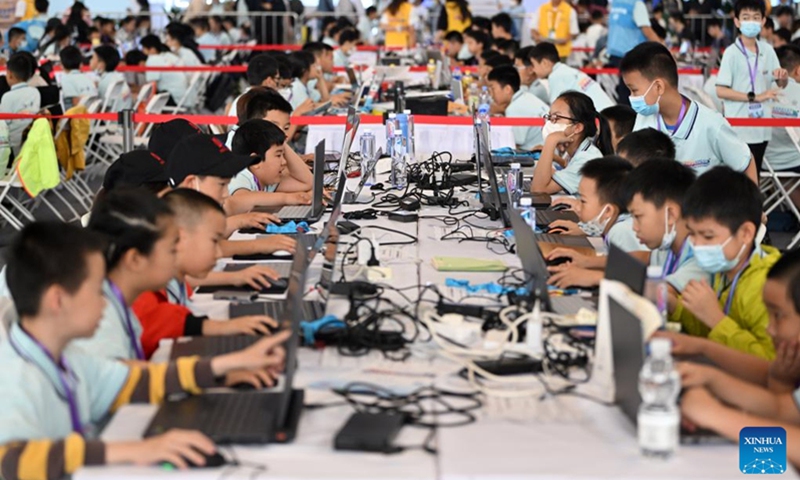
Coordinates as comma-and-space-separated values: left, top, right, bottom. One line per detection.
548, 219, 581, 235
255, 234, 297, 254
331, 92, 352, 107
293, 98, 315, 116
232, 330, 290, 371
774, 68, 789, 83
680, 387, 722, 430
676, 361, 717, 388
544, 128, 575, 148
204, 315, 278, 336
756, 88, 781, 102
223, 367, 279, 388
284, 191, 312, 205
124, 429, 216, 468
546, 247, 585, 267
770, 339, 800, 384
680, 280, 725, 328
229, 265, 281, 290
546, 265, 602, 289
551, 197, 579, 211
651, 330, 706, 356
237, 212, 280, 230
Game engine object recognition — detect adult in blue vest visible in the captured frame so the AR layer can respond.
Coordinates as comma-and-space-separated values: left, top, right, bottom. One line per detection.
10, 0, 47, 53
606, 0, 660, 104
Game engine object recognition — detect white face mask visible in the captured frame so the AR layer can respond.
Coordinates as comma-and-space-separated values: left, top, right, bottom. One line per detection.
578, 205, 611, 237
279, 87, 292, 101
659, 207, 677, 250
542, 121, 570, 143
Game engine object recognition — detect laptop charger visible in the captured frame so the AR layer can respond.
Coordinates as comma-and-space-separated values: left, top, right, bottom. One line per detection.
388, 211, 418, 223
399, 197, 420, 211
334, 411, 408, 453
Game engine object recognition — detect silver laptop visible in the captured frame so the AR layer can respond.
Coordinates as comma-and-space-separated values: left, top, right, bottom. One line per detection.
277, 140, 325, 223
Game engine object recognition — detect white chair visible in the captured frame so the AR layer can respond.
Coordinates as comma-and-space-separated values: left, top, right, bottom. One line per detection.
761, 126, 800, 249
683, 85, 718, 112
0, 296, 17, 344
97, 92, 172, 152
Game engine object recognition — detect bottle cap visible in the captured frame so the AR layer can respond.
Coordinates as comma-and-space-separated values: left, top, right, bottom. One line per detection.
646, 265, 664, 278
520, 197, 532, 206
510, 162, 521, 170
649, 337, 672, 357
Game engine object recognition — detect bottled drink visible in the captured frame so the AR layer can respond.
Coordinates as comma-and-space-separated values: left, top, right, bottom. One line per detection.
362, 81, 380, 113
518, 197, 536, 231
638, 338, 680, 459
507, 163, 522, 208
452, 66, 463, 85
644, 265, 668, 326
360, 132, 376, 186
390, 131, 407, 190
427, 59, 437, 87
404, 110, 416, 161
468, 82, 480, 112
386, 113, 397, 157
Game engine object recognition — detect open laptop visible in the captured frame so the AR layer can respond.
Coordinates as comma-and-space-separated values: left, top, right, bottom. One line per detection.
276, 140, 326, 223
605, 244, 647, 295
147, 249, 308, 444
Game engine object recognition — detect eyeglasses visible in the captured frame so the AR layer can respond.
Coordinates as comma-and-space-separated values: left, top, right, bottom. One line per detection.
543, 113, 578, 123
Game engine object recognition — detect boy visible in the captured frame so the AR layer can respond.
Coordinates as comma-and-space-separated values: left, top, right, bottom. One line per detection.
493, 38, 519, 58
678, 166, 780, 359
615, 127, 676, 165
530, 42, 614, 111
0, 222, 290, 477
0, 52, 40, 154
620, 41, 758, 183
716, 0, 788, 172
59, 45, 98, 109
463, 29, 492, 65
5, 27, 25, 57
546, 157, 646, 289
10, 0, 47, 53
133, 189, 278, 358
585, 10, 606, 50
765, 45, 800, 211
190, 18, 216, 63
706, 18, 730, 51
490, 13, 514, 41
487, 65, 547, 150
600, 105, 636, 151
333, 27, 359, 68
514, 46, 550, 105
774, 28, 791, 48
443, 30, 464, 64
227, 53, 283, 120
358, 6, 379, 44
301, 42, 350, 104
90, 45, 132, 109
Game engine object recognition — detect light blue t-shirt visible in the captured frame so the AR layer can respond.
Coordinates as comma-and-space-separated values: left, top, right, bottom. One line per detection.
522, 80, 550, 106
0, 82, 41, 154
60, 71, 98, 108
145, 52, 188, 105
547, 62, 614, 111
552, 138, 603, 194
0, 322, 128, 443
632, 100, 751, 176
196, 32, 218, 62
650, 240, 711, 292
716, 39, 781, 144
71, 280, 144, 361
605, 215, 648, 252
765, 78, 800, 171
333, 49, 350, 68
97, 71, 133, 110
505, 89, 547, 150
307, 78, 323, 102
228, 167, 278, 194
290, 78, 311, 110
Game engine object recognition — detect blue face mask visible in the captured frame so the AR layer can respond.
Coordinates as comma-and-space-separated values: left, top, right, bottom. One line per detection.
629, 81, 661, 116
739, 21, 762, 39
690, 236, 746, 274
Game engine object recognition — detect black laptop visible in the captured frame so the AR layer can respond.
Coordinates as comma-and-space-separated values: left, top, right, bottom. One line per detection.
605, 244, 647, 295
275, 140, 326, 223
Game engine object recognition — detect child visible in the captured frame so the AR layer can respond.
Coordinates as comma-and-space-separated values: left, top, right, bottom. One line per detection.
190, 18, 216, 63
530, 42, 614, 111
514, 46, 550, 105
139, 34, 189, 106
227, 53, 282, 119
486, 65, 548, 150
359, 6, 379, 44
333, 27, 359, 68
0, 221, 290, 476
165, 22, 204, 68
6, 27, 25, 57
774, 28, 791, 48
463, 29, 491, 65
706, 18, 730, 51
531, 91, 614, 195
678, 166, 780, 359
91, 45, 133, 109
301, 43, 351, 105
716, 0, 788, 172
490, 13, 513, 41
765, 45, 800, 194
101, 150, 170, 196
615, 127, 676, 165
443, 30, 464, 63
546, 157, 643, 289
620, 42, 758, 183
116, 15, 137, 45
600, 105, 636, 151
585, 10, 607, 50
59, 45, 97, 109
287, 50, 325, 111
0, 53, 40, 155
133, 189, 278, 359
493, 38, 519, 58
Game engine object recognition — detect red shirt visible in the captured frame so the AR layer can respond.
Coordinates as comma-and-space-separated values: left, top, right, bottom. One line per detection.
132, 282, 206, 358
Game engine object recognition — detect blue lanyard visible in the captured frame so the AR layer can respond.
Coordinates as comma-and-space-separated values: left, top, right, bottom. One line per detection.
716, 256, 752, 316
166, 279, 187, 307
107, 280, 145, 360
662, 238, 689, 279
9, 328, 83, 434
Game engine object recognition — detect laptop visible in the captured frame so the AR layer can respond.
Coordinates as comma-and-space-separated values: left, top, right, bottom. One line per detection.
604, 244, 647, 295
609, 296, 727, 445
276, 140, 326, 223
344, 147, 383, 204
303, 101, 332, 117
146, 248, 308, 444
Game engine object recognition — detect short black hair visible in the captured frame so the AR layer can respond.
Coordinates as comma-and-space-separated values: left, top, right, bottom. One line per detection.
93, 45, 120, 72
288, 50, 314, 79
491, 13, 513, 33
485, 53, 512, 68
8, 27, 25, 43
777, 44, 800, 72
515, 45, 533, 66
124, 49, 147, 65
59, 45, 83, 70
768, 248, 800, 282
530, 42, 560, 64
232, 119, 287, 159
189, 17, 210, 31
620, 41, 679, 88
734, 0, 766, 18
338, 27, 360, 45
590, 10, 604, 20
34, 0, 47, 13
238, 86, 293, 124
682, 166, 763, 234
303, 41, 334, 57
472, 16, 492, 32
162, 188, 225, 227
601, 105, 637, 142
494, 38, 519, 56
444, 30, 464, 43
776, 28, 792, 44
120, 15, 135, 26
7, 52, 32, 81
7, 222, 106, 317
246, 54, 279, 87
88, 189, 174, 271
707, 18, 723, 29
616, 128, 676, 166
463, 29, 492, 49
366, 6, 376, 15
766, 17, 775, 30
487, 65, 520, 92
480, 49, 500, 63
670, 11, 686, 25
775, 5, 794, 17
624, 158, 696, 209
579, 156, 634, 211
140, 34, 168, 53
165, 21, 194, 46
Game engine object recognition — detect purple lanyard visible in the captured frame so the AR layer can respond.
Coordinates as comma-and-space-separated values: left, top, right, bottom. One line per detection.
662, 238, 688, 279
716, 255, 752, 316
10, 328, 83, 434
736, 38, 759, 95
107, 281, 145, 360
657, 97, 688, 137
252, 173, 262, 192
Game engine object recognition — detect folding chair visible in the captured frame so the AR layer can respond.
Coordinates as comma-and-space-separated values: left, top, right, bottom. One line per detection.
97, 92, 171, 153
761, 126, 800, 249
162, 72, 205, 114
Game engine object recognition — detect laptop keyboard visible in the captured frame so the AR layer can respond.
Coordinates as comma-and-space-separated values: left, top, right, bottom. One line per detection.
224, 262, 292, 278
536, 233, 591, 248
278, 206, 311, 219
536, 210, 579, 225
550, 296, 597, 315
204, 394, 265, 439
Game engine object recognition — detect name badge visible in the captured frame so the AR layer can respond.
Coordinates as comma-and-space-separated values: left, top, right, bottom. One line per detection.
748, 102, 764, 119
548, 30, 556, 39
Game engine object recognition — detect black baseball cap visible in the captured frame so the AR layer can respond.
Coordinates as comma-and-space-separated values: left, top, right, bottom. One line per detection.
148, 119, 203, 160
103, 149, 168, 191
167, 133, 258, 187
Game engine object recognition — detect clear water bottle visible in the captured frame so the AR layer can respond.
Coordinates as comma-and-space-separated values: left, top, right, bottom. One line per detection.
518, 197, 536, 231
644, 265, 668, 327
427, 58, 437, 86
638, 338, 680, 459
468, 82, 479, 112
360, 132, 376, 186
386, 113, 397, 157
390, 131, 407, 190
478, 86, 491, 122
507, 163, 522, 208
453, 66, 463, 85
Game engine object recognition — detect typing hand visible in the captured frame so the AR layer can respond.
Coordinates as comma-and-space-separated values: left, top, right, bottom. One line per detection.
681, 280, 725, 328
302, 153, 315, 164
546, 247, 583, 267
551, 196, 580, 211
254, 234, 297, 254
204, 316, 278, 336
293, 99, 315, 116
651, 330, 707, 357
284, 191, 312, 205
223, 367, 279, 388
229, 265, 280, 289
546, 265, 602, 289
127, 429, 216, 469
680, 387, 722, 430
676, 361, 718, 388
331, 92, 352, 107
756, 88, 781, 102
548, 219, 581, 235
769, 339, 800, 385
236, 330, 290, 370
236, 212, 280, 230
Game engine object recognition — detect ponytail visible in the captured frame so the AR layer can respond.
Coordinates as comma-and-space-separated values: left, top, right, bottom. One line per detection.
595, 111, 614, 156
558, 91, 614, 156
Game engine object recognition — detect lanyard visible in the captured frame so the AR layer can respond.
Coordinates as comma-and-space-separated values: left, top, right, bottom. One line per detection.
166, 279, 187, 306
736, 38, 759, 94
716, 255, 752, 316
662, 238, 688, 279
547, 7, 562, 32
9, 328, 83, 434
656, 97, 688, 137
252, 172, 262, 192
107, 280, 145, 360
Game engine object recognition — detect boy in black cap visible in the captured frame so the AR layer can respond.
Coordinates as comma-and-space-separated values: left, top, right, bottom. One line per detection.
102, 150, 169, 195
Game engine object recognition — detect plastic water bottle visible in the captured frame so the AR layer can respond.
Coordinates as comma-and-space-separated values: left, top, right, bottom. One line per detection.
404, 110, 416, 161
468, 82, 479, 112
518, 197, 536, 231
386, 113, 397, 157
452, 66, 463, 85
427, 58, 437, 86
478, 86, 491, 123
644, 265, 668, 327
507, 163, 522, 208
638, 338, 680, 459
360, 132, 376, 186
390, 131, 407, 190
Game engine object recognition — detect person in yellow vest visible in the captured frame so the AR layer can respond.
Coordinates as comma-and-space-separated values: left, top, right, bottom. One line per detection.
14, 0, 36, 21
436, 0, 472, 38
530, 0, 579, 60
381, 0, 416, 48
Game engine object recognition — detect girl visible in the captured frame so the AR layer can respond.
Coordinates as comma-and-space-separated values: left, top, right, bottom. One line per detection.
139, 34, 189, 106
208, 15, 232, 46
287, 50, 327, 111
531, 91, 614, 195
39, 23, 70, 59
165, 21, 205, 68
381, 0, 415, 49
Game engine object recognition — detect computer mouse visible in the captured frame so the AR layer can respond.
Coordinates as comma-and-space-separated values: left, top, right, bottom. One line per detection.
546, 225, 568, 234
161, 451, 227, 469
272, 250, 292, 257
546, 256, 570, 267
550, 203, 570, 211
268, 278, 289, 290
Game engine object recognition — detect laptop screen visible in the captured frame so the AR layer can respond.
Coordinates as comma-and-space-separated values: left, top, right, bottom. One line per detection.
605, 244, 647, 295
312, 140, 325, 215
609, 296, 645, 424
508, 207, 551, 310
336, 107, 360, 181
